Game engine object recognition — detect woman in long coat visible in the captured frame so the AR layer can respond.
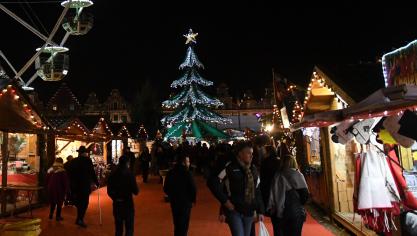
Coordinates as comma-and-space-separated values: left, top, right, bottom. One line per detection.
46, 157, 69, 221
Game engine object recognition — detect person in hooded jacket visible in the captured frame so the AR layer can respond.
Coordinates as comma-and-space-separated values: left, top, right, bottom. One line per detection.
267, 154, 309, 236
46, 157, 69, 221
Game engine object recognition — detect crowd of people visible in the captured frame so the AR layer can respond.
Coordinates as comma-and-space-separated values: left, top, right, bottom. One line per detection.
149, 139, 309, 236
45, 138, 309, 236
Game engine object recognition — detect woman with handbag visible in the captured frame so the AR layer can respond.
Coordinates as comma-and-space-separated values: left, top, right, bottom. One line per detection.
267, 155, 309, 236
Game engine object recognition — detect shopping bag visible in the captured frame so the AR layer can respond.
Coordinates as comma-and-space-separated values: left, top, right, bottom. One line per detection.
258, 221, 270, 236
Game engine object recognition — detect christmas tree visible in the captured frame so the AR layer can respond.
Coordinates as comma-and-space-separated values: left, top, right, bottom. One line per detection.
161, 29, 231, 139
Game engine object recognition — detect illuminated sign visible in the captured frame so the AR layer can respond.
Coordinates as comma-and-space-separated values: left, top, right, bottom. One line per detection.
281, 107, 290, 128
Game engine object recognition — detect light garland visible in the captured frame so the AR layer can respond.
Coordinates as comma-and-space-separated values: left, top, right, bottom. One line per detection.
179, 46, 204, 69
0, 84, 43, 128
161, 105, 232, 125
302, 70, 348, 112
171, 69, 213, 88
93, 118, 114, 137
117, 125, 131, 138
381, 39, 417, 87
162, 84, 223, 108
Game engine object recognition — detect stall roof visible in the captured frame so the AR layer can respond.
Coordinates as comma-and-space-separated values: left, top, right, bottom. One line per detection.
0, 77, 49, 133
109, 123, 140, 139
49, 116, 111, 142
55, 117, 90, 136
91, 117, 113, 139
292, 84, 417, 130
78, 115, 104, 130
302, 66, 354, 117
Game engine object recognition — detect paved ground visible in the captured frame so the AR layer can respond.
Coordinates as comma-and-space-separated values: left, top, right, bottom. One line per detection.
26, 176, 335, 236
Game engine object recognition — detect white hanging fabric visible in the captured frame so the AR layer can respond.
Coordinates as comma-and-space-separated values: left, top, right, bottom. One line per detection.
358, 149, 399, 210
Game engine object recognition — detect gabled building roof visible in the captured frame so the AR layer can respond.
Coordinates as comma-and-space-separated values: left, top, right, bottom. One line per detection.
47, 82, 81, 108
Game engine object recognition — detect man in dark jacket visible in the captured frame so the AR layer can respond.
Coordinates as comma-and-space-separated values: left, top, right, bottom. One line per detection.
71, 146, 99, 228
260, 145, 280, 206
107, 155, 139, 236
208, 141, 264, 236
164, 154, 196, 236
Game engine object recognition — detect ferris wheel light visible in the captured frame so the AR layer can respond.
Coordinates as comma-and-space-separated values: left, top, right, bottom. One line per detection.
61, 0, 94, 8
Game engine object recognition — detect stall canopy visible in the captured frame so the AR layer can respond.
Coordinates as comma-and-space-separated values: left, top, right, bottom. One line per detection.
51, 117, 88, 135
49, 116, 114, 142
90, 117, 113, 140
293, 84, 417, 129
109, 123, 138, 139
302, 66, 355, 116
292, 66, 355, 130
165, 120, 229, 139
0, 77, 48, 133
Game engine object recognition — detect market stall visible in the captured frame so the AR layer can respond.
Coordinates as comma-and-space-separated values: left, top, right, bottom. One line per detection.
294, 83, 417, 235
48, 116, 112, 186
109, 123, 143, 164
294, 67, 356, 217
0, 77, 49, 216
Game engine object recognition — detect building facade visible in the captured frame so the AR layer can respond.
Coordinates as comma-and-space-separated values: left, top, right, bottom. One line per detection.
36, 83, 132, 124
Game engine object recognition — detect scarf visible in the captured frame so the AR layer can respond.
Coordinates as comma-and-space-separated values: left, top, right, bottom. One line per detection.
239, 160, 255, 204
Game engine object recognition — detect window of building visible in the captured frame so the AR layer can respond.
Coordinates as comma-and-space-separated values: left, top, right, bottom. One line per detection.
113, 102, 118, 110
113, 114, 119, 122
69, 104, 75, 111
52, 105, 58, 111
121, 115, 127, 123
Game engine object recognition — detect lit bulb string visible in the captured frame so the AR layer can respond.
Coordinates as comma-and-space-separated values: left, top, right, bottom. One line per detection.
165, 123, 184, 138
171, 69, 213, 88
179, 46, 204, 69
302, 71, 349, 115
162, 105, 232, 125
93, 118, 114, 137
381, 39, 417, 87
64, 119, 88, 136
162, 85, 223, 108
117, 125, 131, 138
1, 84, 44, 128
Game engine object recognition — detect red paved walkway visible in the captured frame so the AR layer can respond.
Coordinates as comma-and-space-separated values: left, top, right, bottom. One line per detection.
29, 176, 334, 236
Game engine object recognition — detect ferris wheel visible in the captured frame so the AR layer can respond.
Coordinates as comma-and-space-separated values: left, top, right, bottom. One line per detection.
0, 0, 94, 90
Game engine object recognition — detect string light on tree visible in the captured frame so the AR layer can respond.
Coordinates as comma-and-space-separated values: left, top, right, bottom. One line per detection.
161, 29, 231, 138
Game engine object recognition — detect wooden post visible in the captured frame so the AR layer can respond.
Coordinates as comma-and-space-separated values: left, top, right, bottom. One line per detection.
38, 133, 48, 202
321, 127, 337, 217
1, 132, 8, 214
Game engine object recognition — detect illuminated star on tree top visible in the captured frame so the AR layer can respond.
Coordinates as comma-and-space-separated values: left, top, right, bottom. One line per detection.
184, 28, 198, 44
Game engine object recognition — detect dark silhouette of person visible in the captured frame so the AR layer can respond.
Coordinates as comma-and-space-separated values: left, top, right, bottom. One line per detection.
164, 154, 197, 236
139, 147, 151, 183
107, 155, 139, 236
70, 146, 99, 228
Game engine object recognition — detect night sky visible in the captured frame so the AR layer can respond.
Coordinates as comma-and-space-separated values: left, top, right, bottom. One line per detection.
1, 1, 417, 103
